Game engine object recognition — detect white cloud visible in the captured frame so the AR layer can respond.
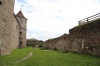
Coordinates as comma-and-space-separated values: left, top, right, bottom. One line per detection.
14, 0, 100, 41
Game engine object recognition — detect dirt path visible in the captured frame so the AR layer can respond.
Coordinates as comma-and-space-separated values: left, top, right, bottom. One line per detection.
15, 52, 33, 63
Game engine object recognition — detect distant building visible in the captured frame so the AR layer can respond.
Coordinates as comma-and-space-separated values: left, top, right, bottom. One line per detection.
0, 0, 27, 56
27, 39, 44, 47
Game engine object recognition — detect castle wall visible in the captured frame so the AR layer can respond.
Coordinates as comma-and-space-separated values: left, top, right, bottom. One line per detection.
69, 19, 100, 55
11, 15, 20, 49
43, 19, 100, 55
0, 0, 15, 55
0, 0, 27, 56
43, 34, 71, 51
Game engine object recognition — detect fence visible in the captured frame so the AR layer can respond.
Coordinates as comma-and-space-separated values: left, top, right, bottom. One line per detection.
78, 13, 100, 25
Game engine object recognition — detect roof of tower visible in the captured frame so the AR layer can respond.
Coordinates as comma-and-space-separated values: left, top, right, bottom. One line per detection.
16, 10, 27, 19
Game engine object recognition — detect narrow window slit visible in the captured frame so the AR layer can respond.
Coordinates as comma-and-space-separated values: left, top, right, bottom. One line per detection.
0, 1, 2, 5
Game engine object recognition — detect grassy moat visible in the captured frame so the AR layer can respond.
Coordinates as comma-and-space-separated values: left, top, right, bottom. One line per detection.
0, 47, 100, 66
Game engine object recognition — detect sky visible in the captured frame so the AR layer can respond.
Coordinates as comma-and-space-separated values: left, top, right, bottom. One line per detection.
14, 0, 100, 41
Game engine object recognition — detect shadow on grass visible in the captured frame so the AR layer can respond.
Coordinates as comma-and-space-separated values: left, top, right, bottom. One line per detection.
38, 48, 100, 58
70, 52, 100, 58
58, 51, 69, 53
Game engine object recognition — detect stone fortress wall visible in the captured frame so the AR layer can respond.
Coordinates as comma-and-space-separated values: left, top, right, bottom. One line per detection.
43, 16, 100, 56
0, 0, 15, 56
69, 19, 100, 55
0, 0, 99, 56
0, 0, 27, 56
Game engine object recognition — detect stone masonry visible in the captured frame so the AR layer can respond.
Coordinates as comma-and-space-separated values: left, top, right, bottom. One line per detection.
0, 0, 15, 56
43, 18, 100, 56
0, 0, 27, 56
43, 34, 71, 51
69, 19, 100, 55
16, 11, 27, 48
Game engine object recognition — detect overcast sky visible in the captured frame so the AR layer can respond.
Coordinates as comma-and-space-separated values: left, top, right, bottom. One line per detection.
14, 0, 100, 41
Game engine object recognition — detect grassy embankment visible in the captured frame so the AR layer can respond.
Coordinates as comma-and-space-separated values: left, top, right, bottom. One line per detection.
0, 47, 100, 66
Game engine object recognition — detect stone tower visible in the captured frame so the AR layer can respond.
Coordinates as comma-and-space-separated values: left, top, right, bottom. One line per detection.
16, 10, 27, 48
0, 0, 15, 55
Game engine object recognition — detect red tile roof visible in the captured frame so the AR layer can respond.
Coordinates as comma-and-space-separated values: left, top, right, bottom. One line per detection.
16, 10, 27, 19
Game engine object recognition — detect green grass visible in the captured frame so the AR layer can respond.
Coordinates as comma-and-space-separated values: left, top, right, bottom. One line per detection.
0, 47, 100, 66
73, 18, 100, 28
0, 47, 32, 66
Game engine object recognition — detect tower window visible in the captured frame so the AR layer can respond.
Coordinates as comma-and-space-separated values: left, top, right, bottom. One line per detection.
20, 42, 23, 44
20, 32, 22, 34
0, 50, 1, 56
0, 1, 2, 5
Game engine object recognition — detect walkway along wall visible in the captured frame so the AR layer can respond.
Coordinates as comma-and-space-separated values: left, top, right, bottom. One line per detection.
43, 19, 100, 56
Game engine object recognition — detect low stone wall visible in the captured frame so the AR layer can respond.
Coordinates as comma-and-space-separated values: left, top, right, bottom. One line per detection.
43, 34, 71, 51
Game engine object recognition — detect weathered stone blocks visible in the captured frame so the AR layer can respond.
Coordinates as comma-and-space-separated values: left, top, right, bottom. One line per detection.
44, 19, 100, 56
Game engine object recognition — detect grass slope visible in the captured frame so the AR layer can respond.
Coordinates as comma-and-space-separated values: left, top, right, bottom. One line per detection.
0, 47, 100, 66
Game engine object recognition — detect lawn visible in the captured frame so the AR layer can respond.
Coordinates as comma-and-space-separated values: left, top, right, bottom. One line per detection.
0, 47, 100, 66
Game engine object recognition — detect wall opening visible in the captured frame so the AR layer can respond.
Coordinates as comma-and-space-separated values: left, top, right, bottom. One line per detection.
20, 32, 22, 34
0, 50, 1, 56
20, 42, 23, 44
0, 1, 2, 5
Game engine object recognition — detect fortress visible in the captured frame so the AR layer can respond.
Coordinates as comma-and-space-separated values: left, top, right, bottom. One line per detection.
0, 0, 100, 56
0, 0, 27, 56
